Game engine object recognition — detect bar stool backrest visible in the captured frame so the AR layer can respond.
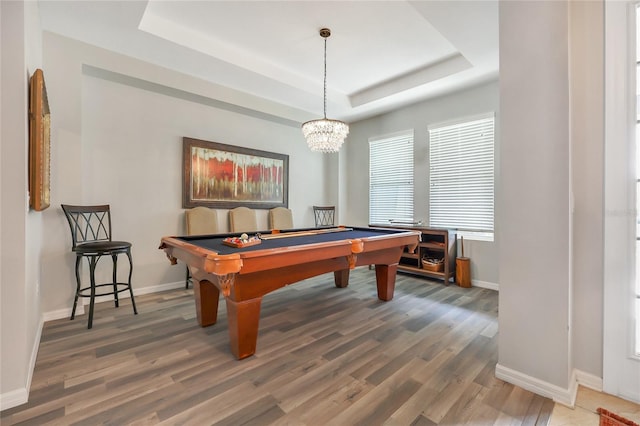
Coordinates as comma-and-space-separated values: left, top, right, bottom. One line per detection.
61, 204, 113, 250
313, 205, 335, 227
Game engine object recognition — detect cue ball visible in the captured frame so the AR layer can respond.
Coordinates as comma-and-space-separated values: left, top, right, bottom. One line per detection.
240, 233, 248, 241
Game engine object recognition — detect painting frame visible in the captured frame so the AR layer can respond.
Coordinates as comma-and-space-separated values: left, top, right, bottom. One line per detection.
183, 137, 289, 209
28, 69, 51, 211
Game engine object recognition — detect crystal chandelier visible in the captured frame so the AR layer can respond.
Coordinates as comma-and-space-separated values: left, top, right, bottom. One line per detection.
302, 28, 349, 153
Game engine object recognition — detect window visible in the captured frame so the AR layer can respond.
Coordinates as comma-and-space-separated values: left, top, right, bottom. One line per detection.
369, 131, 414, 225
428, 113, 495, 240
602, 1, 640, 399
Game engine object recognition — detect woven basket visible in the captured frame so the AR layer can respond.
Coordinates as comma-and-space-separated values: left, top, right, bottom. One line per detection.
422, 258, 444, 272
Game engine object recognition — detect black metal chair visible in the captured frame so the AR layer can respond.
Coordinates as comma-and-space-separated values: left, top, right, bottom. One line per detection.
313, 205, 335, 227
61, 204, 137, 328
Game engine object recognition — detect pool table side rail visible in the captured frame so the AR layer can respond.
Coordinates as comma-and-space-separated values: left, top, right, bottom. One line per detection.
160, 237, 244, 276
160, 228, 420, 277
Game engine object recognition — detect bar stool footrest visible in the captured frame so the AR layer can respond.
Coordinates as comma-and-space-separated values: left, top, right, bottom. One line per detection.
77, 283, 133, 298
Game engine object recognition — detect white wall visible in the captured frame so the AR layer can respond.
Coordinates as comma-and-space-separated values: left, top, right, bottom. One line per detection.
497, 0, 573, 401
0, 0, 44, 409
0, 0, 29, 406
570, 0, 605, 384
344, 81, 500, 286
40, 32, 333, 314
496, 1, 608, 403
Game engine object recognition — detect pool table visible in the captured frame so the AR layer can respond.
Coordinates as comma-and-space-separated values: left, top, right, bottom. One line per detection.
159, 226, 420, 359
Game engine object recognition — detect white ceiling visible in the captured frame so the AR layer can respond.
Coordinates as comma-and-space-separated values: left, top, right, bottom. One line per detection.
37, 0, 499, 123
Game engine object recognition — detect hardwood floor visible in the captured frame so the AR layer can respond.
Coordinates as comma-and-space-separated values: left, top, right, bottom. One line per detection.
1, 267, 553, 425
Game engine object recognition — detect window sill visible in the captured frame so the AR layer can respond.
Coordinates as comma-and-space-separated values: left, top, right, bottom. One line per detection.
456, 230, 494, 242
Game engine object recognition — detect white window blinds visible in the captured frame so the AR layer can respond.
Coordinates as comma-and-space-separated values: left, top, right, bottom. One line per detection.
428, 114, 495, 234
369, 131, 414, 225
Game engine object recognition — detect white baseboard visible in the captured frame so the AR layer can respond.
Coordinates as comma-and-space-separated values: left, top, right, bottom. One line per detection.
0, 388, 28, 411
42, 305, 83, 322
26, 317, 44, 402
495, 363, 578, 407
0, 281, 186, 410
472, 279, 499, 291
496, 364, 604, 407
92, 280, 186, 304
0, 316, 44, 411
575, 369, 603, 392
134, 281, 185, 296
42, 281, 186, 322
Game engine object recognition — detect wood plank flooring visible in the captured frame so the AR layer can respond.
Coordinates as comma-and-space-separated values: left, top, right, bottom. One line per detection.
1, 267, 553, 425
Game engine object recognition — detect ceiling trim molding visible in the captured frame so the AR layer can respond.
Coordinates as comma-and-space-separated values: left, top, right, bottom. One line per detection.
349, 53, 472, 107
82, 64, 302, 128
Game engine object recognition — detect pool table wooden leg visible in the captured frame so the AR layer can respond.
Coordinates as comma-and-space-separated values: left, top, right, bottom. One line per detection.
375, 263, 398, 301
334, 269, 350, 288
225, 297, 263, 360
193, 278, 219, 327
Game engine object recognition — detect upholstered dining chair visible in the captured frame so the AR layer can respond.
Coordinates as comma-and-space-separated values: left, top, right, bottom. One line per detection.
268, 207, 294, 230
313, 205, 335, 227
186, 206, 218, 235
61, 204, 137, 329
229, 207, 258, 232
184, 207, 218, 288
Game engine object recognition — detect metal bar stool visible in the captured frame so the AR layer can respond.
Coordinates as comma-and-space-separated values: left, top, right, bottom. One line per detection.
61, 204, 137, 328
313, 205, 335, 227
